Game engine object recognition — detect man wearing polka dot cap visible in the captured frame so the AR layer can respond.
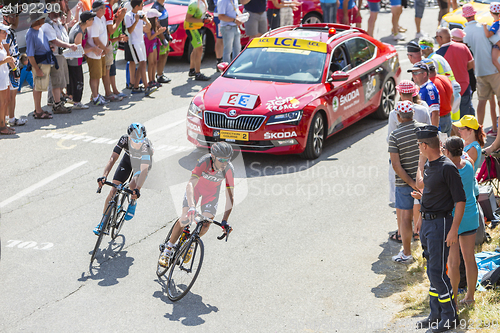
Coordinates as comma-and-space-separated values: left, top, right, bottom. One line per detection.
388, 101, 426, 264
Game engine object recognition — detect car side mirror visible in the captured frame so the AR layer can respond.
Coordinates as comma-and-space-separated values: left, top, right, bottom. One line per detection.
328, 71, 349, 82
217, 62, 229, 72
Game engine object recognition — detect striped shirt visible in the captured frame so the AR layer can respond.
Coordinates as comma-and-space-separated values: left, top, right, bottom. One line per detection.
388, 120, 424, 186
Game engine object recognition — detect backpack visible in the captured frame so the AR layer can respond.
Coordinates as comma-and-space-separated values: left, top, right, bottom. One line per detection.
481, 266, 500, 289
476, 251, 500, 290
475, 203, 491, 245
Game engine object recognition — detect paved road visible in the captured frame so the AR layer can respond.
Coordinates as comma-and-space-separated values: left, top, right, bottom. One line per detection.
1, 5, 491, 332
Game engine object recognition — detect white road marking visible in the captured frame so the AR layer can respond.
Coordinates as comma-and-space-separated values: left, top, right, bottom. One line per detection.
148, 119, 186, 135
0, 161, 88, 208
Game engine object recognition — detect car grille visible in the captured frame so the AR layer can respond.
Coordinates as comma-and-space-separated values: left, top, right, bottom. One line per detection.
204, 111, 266, 132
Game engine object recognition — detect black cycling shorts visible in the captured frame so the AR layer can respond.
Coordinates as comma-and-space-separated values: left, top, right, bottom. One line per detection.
113, 155, 133, 183
182, 190, 219, 217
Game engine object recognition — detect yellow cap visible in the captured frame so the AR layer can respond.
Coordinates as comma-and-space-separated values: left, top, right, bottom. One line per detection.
453, 115, 479, 130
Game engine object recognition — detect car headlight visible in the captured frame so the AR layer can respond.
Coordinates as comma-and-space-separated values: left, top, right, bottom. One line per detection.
168, 24, 179, 34
440, 19, 449, 28
188, 101, 203, 119
267, 110, 303, 125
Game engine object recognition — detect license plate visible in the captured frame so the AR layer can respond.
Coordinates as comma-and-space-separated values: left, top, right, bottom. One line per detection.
220, 130, 249, 141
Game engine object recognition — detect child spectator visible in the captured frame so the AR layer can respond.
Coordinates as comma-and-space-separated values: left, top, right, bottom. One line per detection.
483, 2, 500, 72
144, 9, 166, 88
18, 54, 34, 91
125, 0, 157, 96
107, 7, 128, 99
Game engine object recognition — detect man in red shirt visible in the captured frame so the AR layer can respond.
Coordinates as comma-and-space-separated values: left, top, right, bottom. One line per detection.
435, 27, 475, 118
422, 58, 454, 135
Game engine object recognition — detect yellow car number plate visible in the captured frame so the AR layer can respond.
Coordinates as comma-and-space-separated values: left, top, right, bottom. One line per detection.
220, 130, 249, 141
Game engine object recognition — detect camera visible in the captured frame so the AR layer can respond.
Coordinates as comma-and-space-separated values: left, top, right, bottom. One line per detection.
10, 67, 20, 79
138, 10, 145, 19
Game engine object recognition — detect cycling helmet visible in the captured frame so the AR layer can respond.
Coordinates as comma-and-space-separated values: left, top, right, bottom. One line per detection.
1, 5, 17, 16
127, 123, 146, 142
210, 142, 233, 158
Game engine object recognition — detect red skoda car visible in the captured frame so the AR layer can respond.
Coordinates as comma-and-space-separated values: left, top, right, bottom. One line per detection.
186, 24, 401, 159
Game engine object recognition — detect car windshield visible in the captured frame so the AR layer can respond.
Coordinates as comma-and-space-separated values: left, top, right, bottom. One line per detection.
166, 0, 190, 5
223, 47, 327, 84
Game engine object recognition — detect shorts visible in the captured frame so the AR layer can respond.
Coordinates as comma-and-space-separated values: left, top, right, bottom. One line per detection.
105, 44, 114, 68
438, 0, 448, 10
182, 189, 219, 217
110, 59, 116, 77
337, 6, 362, 24
246, 11, 267, 36
50, 54, 69, 88
459, 228, 477, 236
186, 29, 203, 49
415, 0, 425, 18
214, 16, 222, 39
395, 184, 414, 210
129, 42, 147, 63
159, 44, 168, 56
34, 64, 52, 92
124, 41, 134, 62
113, 155, 139, 183
368, 1, 380, 12
390, 0, 401, 6
86, 56, 106, 80
476, 73, 500, 101
9, 71, 20, 89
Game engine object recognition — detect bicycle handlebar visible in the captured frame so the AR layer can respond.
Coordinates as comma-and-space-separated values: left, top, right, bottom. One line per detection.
194, 213, 231, 242
96, 181, 134, 195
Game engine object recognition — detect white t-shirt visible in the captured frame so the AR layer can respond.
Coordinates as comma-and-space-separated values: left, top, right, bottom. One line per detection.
41, 19, 69, 43
125, 11, 146, 45
87, 15, 108, 59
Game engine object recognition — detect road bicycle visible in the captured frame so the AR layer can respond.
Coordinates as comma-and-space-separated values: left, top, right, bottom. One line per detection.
91, 180, 133, 263
156, 213, 230, 301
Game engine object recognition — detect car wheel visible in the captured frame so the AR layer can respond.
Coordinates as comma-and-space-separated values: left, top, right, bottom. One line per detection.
302, 12, 323, 24
186, 28, 207, 63
374, 78, 396, 119
301, 112, 325, 160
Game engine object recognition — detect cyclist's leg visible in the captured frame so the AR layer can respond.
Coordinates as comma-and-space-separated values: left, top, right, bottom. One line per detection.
169, 190, 200, 244
124, 170, 141, 220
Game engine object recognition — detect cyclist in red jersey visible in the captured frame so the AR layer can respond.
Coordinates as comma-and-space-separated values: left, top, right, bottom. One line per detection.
158, 142, 234, 267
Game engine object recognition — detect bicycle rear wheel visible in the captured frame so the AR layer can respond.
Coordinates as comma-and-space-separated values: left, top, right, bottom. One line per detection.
111, 192, 129, 240
166, 237, 204, 301
156, 220, 178, 277
91, 203, 114, 263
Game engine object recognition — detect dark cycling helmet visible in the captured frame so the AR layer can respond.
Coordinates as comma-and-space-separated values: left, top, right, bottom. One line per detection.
1, 5, 16, 16
210, 142, 233, 158
127, 123, 146, 142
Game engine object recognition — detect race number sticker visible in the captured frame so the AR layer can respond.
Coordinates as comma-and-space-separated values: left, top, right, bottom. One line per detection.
220, 92, 258, 109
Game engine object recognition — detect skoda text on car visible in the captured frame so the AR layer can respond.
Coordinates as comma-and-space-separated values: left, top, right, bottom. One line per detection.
441, 1, 494, 30
186, 24, 401, 159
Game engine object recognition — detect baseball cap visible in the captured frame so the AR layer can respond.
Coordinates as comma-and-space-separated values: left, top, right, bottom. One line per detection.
146, 8, 161, 18
0, 23, 10, 32
462, 4, 476, 18
451, 28, 466, 41
420, 58, 436, 70
396, 80, 418, 97
407, 61, 430, 73
453, 115, 479, 130
396, 101, 414, 113
407, 41, 420, 53
80, 11, 97, 23
415, 125, 439, 139
92, 0, 109, 10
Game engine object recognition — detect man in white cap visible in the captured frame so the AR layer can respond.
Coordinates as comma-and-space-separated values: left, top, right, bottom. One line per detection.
388, 101, 425, 263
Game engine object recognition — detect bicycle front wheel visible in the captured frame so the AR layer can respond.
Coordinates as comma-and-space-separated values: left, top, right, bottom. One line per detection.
111, 192, 129, 240
166, 237, 204, 301
90, 203, 114, 263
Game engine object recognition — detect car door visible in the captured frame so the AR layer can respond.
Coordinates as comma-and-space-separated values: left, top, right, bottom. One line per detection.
344, 37, 384, 117
323, 42, 363, 136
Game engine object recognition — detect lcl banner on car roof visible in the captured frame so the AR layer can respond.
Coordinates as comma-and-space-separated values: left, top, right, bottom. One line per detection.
248, 38, 327, 53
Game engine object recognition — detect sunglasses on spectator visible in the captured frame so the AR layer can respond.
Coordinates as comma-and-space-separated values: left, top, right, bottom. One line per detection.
411, 71, 424, 75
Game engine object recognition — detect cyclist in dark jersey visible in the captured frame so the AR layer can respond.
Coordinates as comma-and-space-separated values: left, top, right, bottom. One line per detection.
95, 123, 153, 235
158, 142, 234, 267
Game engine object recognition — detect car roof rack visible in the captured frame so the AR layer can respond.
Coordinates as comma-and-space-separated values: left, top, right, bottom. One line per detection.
327, 29, 360, 43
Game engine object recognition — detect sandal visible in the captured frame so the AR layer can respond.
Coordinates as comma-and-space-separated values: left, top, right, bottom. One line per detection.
33, 111, 53, 119
413, 232, 420, 241
0, 126, 15, 135
389, 231, 402, 243
459, 299, 475, 307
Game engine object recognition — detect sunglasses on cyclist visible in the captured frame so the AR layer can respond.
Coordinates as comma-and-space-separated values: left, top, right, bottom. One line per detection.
131, 138, 144, 144
216, 157, 230, 163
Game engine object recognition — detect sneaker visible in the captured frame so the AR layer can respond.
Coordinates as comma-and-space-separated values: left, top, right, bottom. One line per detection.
144, 86, 158, 97
104, 94, 123, 102
73, 102, 89, 109
393, 33, 406, 41
188, 68, 196, 77
158, 246, 173, 267
195, 72, 210, 81
392, 250, 413, 264
157, 74, 171, 83
8, 117, 28, 126
124, 202, 137, 221
92, 96, 106, 106
216, 59, 223, 72
99, 95, 109, 104
415, 31, 426, 39
116, 92, 128, 98
52, 101, 72, 114
131, 87, 145, 94
399, 26, 407, 33
151, 81, 162, 88
93, 220, 104, 236
487, 129, 497, 137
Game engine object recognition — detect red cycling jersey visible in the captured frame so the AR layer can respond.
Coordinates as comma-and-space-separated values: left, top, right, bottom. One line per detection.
191, 154, 234, 196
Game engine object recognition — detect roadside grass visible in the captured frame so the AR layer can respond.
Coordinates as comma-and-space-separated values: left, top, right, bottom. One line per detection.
394, 226, 500, 332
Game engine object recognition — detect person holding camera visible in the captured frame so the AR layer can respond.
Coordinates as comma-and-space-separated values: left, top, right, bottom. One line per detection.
2, 5, 27, 128
125, 0, 157, 96
185, 0, 212, 81
152, 0, 173, 84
